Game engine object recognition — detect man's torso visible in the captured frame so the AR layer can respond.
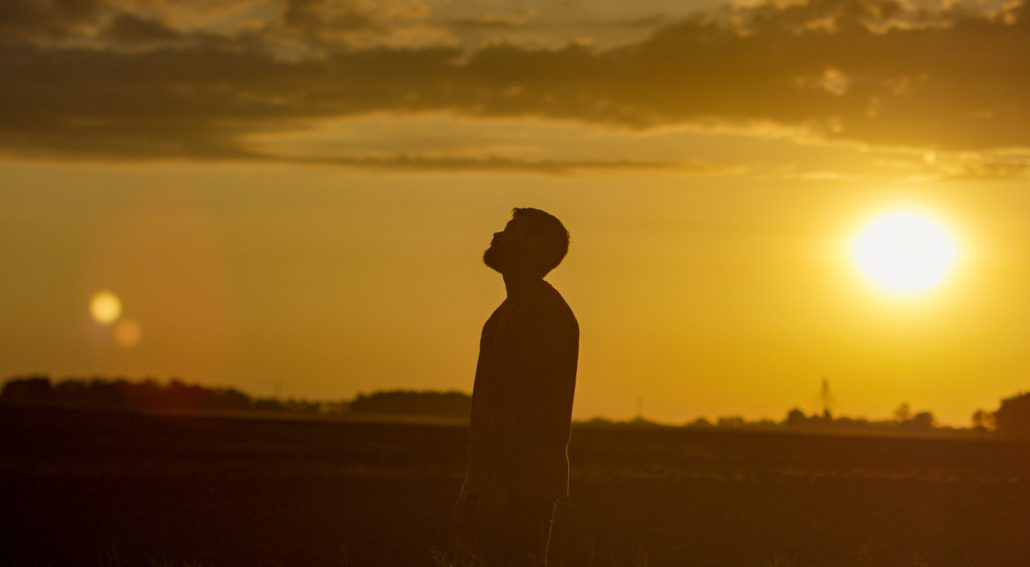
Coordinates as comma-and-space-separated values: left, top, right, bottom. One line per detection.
464, 280, 579, 499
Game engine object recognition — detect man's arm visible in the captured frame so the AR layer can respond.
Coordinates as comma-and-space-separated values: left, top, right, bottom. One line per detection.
504, 303, 579, 464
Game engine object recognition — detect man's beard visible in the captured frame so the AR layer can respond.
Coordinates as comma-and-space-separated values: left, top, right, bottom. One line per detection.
483, 245, 508, 273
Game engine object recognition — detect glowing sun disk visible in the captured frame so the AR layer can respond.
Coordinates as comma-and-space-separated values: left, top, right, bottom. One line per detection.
850, 211, 958, 296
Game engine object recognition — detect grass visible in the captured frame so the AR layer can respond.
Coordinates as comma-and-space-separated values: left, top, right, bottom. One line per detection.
4, 406, 1028, 567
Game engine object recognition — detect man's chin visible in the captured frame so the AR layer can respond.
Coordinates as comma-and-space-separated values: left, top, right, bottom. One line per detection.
483, 249, 505, 273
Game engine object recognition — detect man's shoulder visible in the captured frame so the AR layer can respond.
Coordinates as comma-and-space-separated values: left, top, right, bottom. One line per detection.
529, 282, 577, 326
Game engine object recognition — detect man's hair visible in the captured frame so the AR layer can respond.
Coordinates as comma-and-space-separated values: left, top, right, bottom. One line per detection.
512, 207, 570, 275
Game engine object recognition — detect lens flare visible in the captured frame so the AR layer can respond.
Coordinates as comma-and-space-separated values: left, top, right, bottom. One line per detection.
89, 291, 122, 325
113, 319, 142, 347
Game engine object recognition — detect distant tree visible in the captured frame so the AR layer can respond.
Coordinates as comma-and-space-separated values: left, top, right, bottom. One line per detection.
2, 375, 255, 412
0, 375, 53, 404
214, 388, 252, 410
785, 407, 807, 428
971, 409, 996, 432
995, 392, 1030, 438
716, 416, 746, 428
906, 411, 936, 431
686, 417, 713, 429
971, 409, 987, 429
893, 403, 912, 423
626, 416, 665, 429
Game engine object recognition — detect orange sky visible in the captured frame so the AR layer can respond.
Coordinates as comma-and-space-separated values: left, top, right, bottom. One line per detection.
3, 0, 1030, 425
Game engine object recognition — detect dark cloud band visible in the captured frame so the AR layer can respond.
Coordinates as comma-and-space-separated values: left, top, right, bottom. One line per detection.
2, 0, 1028, 167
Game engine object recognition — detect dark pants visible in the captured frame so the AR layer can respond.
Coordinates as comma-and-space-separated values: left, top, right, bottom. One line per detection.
456, 495, 557, 567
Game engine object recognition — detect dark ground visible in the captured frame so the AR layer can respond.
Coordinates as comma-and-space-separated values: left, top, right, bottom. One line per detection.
2, 406, 1029, 566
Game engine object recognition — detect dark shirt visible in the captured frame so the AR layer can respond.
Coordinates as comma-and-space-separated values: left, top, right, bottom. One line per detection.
462, 280, 579, 499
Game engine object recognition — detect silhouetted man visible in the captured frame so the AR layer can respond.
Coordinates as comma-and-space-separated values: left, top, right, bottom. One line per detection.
455, 208, 579, 567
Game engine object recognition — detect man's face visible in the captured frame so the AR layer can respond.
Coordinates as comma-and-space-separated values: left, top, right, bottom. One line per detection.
483, 218, 529, 273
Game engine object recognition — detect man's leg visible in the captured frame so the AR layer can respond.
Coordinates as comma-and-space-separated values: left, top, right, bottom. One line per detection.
482, 497, 557, 567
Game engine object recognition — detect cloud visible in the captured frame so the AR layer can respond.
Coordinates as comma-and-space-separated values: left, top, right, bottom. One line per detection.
446, 9, 539, 32
2, 0, 1029, 170
0, 0, 104, 40
287, 154, 713, 174
922, 151, 1030, 181
273, 0, 434, 45
103, 13, 181, 43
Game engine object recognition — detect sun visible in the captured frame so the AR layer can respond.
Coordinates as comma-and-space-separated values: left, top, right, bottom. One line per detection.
850, 210, 958, 296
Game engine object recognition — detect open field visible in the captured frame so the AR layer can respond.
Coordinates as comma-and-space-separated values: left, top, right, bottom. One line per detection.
3, 406, 1029, 566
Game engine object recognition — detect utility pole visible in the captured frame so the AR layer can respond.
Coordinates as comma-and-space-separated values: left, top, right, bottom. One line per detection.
819, 377, 835, 419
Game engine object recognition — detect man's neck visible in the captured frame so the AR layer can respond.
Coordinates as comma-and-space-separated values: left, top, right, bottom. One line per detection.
502, 272, 545, 299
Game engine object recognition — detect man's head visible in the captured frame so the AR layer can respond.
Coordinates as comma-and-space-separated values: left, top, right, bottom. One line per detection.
483, 208, 570, 277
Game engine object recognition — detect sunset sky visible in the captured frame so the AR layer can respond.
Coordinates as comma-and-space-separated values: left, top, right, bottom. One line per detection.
3, 0, 1030, 426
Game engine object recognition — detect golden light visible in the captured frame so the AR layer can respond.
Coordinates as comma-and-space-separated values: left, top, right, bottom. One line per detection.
89, 291, 122, 325
850, 210, 958, 296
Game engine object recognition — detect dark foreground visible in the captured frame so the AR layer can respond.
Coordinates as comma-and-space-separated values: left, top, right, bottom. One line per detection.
3, 407, 1029, 566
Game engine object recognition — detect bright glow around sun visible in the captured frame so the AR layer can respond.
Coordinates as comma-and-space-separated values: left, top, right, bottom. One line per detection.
89, 291, 122, 325
851, 210, 958, 296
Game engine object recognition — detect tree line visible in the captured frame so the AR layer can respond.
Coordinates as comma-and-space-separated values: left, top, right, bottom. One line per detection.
3, 375, 1030, 438
0, 375, 471, 417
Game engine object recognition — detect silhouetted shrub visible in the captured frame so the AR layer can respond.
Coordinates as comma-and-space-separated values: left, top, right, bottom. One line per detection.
995, 392, 1030, 438
0, 375, 52, 404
